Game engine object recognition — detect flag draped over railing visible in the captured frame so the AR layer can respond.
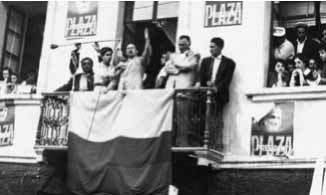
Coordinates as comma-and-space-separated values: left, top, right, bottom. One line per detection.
67, 90, 174, 195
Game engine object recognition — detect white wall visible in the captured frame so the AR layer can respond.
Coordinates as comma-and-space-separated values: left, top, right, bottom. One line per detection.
0, 98, 41, 163
177, 2, 272, 156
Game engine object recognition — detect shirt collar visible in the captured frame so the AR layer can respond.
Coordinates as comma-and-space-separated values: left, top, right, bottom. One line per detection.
297, 37, 307, 44
212, 54, 222, 59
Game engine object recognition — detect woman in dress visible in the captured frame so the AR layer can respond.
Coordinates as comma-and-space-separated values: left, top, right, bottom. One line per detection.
93, 46, 125, 93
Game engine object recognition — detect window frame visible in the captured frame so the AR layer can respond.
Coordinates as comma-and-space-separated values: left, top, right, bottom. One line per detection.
125, 1, 179, 23
1, 7, 27, 76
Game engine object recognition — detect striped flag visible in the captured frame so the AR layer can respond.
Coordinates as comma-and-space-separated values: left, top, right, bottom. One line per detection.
67, 90, 174, 195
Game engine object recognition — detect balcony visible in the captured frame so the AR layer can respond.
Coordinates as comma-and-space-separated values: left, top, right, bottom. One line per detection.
34, 88, 224, 164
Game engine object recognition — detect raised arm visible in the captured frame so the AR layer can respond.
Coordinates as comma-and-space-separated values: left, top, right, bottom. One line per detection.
112, 40, 126, 66
141, 28, 152, 66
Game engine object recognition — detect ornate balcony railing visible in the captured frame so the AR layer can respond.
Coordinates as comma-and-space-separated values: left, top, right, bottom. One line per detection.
35, 89, 223, 160
35, 92, 70, 149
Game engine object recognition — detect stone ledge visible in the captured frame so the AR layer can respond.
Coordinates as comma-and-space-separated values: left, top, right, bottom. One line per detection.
247, 86, 326, 102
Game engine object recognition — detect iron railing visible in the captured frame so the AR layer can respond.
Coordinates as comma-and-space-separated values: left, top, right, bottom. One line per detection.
35, 92, 70, 148
35, 88, 223, 152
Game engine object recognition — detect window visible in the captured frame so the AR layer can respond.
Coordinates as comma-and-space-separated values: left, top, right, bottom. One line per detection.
268, 2, 326, 88
127, 1, 179, 22
1, 8, 26, 74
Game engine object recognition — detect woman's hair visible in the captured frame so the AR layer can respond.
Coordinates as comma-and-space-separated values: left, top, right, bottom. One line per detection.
294, 54, 308, 66
11, 72, 19, 83
100, 47, 113, 57
274, 59, 286, 67
81, 57, 94, 65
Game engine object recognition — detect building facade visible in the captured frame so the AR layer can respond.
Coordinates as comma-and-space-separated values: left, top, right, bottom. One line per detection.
0, 1, 324, 195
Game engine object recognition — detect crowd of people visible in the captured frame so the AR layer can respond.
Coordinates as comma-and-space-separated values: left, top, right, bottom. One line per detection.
0, 67, 37, 94
270, 23, 326, 87
56, 28, 236, 109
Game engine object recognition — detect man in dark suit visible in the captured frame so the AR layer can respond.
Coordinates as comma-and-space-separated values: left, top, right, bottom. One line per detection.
56, 57, 94, 91
293, 23, 319, 60
199, 37, 236, 109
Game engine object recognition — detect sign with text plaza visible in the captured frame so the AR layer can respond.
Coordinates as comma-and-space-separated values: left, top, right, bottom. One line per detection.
204, 1, 242, 27
65, 1, 98, 38
0, 101, 14, 147
250, 102, 294, 157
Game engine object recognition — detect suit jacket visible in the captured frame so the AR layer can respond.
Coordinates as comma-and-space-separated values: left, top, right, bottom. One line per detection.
199, 55, 236, 107
56, 73, 94, 92
293, 38, 319, 60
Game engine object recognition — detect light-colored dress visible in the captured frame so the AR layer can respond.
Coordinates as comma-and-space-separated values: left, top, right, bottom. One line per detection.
118, 57, 145, 90
94, 63, 119, 92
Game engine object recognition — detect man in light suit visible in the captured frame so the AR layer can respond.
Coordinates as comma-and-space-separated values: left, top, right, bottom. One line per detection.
156, 35, 200, 89
199, 37, 236, 109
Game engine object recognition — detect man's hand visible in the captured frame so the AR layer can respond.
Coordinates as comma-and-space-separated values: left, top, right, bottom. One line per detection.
93, 42, 101, 53
165, 62, 179, 75
144, 28, 150, 40
116, 63, 127, 71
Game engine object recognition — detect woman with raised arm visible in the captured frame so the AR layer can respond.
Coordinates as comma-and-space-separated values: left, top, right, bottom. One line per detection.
92, 41, 126, 93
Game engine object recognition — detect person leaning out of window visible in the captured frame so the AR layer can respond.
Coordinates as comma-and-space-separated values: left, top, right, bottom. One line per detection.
268, 59, 290, 88
289, 54, 315, 87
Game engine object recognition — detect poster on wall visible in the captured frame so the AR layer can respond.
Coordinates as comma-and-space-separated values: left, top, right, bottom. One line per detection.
0, 101, 15, 147
251, 102, 294, 157
204, 1, 242, 27
65, 1, 98, 38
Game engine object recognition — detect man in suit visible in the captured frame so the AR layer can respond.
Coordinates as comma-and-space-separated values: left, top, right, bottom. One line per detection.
56, 57, 94, 91
199, 37, 236, 109
156, 35, 200, 89
293, 23, 319, 60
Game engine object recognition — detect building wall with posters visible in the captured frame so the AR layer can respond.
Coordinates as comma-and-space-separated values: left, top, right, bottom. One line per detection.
37, 1, 125, 92
0, 1, 321, 195
36, 1, 326, 168
38, 1, 272, 159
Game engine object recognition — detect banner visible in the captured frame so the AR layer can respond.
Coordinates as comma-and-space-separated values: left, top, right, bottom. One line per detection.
0, 100, 15, 146
65, 1, 98, 38
67, 90, 174, 195
204, 1, 242, 27
251, 102, 294, 157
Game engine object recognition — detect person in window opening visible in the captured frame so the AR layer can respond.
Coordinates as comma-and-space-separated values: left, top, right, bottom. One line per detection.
318, 43, 326, 84
1, 67, 12, 83
92, 45, 125, 93
117, 28, 152, 90
293, 23, 319, 61
199, 37, 236, 109
0, 67, 12, 94
304, 57, 322, 86
7, 73, 19, 94
289, 54, 308, 87
155, 51, 171, 88
56, 57, 94, 91
268, 59, 289, 88
156, 35, 200, 89
273, 27, 295, 61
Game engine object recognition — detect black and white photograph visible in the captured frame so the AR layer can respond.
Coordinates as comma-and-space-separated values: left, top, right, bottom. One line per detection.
1, 1, 326, 195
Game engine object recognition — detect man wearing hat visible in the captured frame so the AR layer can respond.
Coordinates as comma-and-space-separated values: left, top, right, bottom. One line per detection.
273, 27, 295, 61
293, 23, 319, 60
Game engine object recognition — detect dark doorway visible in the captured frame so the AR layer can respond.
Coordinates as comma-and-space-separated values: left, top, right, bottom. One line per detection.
20, 13, 46, 84
123, 19, 177, 88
